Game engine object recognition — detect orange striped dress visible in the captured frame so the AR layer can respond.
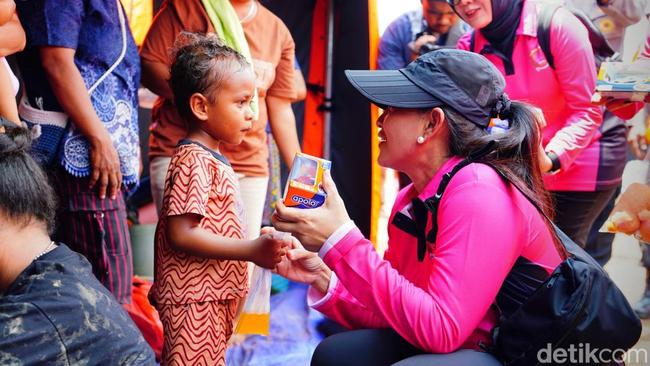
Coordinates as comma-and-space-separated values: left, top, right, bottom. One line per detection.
152, 140, 248, 366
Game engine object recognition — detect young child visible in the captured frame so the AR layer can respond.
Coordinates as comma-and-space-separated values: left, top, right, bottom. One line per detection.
151, 32, 288, 366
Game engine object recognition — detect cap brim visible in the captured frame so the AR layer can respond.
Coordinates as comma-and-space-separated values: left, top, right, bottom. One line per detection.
344, 69, 443, 109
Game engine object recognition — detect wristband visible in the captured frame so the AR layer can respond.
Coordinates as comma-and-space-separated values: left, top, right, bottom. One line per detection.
547, 152, 561, 173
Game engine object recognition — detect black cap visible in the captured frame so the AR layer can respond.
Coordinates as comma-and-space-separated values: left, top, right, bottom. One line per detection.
345, 49, 507, 127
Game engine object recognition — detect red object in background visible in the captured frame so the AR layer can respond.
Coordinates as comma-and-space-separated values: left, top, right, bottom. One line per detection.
123, 276, 164, 360
302, 0, 327, 157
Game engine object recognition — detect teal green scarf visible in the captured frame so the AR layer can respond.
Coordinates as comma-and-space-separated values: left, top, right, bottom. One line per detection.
201, 0, 259, 117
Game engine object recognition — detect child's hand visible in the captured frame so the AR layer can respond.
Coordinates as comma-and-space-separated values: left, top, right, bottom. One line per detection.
605, 183, 650, 239
248, 230, 290, 269
273, 234, 332, 294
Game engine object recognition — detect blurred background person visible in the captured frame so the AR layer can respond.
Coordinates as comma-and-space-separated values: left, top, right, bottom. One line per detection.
377, 0, 467, 70
15, 0, 141, 304
568, 0, 645, 268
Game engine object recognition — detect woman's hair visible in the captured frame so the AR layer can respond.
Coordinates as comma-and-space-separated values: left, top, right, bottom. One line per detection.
169, 32, 250, 120
443, 102, 554, 221
0, 118, 57, 233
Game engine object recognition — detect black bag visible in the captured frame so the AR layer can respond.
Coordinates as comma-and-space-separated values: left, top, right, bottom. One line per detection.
469, 2, 619, 71
423, 149, 642, 366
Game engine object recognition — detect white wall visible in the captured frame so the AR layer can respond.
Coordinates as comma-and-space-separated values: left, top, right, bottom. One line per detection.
376, 0, 420, 35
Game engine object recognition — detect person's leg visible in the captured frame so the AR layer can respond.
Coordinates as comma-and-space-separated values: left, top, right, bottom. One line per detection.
159, 300, 239, 366
392, 349, 502, 366
237, 175, 270, 239
51, 170, 133, 303
149, 156, 172, 215
634, 245, 650, 319
311, 329, 424, 366
551, 188, 618, 248
584, 185, 621, 266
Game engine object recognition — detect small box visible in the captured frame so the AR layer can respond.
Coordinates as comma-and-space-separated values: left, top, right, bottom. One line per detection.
283, 153, 331, 209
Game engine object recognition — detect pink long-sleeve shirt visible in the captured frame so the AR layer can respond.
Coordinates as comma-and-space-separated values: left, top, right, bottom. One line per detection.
309, 157, 562, 353
458, 0, 612, 192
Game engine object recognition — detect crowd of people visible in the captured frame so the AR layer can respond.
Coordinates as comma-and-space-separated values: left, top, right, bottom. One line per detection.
1, 0, 650, 365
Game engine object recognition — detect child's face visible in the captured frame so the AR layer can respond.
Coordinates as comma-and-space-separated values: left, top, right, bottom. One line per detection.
203, 66, 256, 145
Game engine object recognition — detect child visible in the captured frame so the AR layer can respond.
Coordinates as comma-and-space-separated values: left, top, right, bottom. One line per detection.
151, 32, 288, 366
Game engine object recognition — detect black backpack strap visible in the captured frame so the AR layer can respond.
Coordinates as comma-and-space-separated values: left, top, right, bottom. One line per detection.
569, 7, 617, 69
422, 141, 496, 245
537, 4, 617, 71
537, 3, 561, 70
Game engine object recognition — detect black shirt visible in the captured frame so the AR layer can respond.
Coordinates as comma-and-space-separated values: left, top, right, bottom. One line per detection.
0, 244, 154, 365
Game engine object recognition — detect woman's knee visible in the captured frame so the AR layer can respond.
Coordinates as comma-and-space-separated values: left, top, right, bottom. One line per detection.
311, 333, 344, 366
392, 350, 502, 366
311, 329, 422, 366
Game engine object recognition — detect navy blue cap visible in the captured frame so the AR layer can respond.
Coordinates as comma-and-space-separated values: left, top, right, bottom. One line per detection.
345, 49, 507, 127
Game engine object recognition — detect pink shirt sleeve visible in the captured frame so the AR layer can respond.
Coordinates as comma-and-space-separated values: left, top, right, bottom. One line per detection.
319, 169, 531, 353
308, 272, 389, 329
543, 8, 604, 170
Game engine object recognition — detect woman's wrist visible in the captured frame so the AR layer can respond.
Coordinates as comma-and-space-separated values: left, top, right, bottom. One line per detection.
311, 265, 332, 294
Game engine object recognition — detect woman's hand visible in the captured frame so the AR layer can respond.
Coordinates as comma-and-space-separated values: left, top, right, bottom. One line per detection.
272, 170, 351, 252
627, 116, 648, 159
532, 107, 553, 173
88, 131, 122, 200
593, 94, 645, 121
261, 227, 332, 294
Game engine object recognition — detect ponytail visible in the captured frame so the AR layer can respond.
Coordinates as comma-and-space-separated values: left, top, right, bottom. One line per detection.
445, 101, 553, 220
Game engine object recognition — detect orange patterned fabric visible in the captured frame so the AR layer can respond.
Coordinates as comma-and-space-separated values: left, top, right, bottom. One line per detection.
152, 140, 249, 305
158, 299, 239, 366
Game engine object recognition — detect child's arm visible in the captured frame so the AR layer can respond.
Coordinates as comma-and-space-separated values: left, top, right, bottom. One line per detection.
0, 60, 19, 123
167, 213, 287, 269
0, 14, 25, 56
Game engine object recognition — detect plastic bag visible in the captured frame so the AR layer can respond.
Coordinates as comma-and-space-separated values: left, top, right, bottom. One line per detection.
235, 265, 272, 335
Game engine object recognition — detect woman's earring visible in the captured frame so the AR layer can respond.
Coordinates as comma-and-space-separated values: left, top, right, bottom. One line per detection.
417, 136, 425, 144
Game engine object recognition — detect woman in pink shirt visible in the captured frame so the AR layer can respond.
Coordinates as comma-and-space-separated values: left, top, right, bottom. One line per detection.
271, 50, 563, 365
453, 0, 622, 254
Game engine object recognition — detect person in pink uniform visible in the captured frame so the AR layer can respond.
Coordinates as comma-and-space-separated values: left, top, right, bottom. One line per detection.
453, 0, 620, 253
604, 23, 650, 122
271, 49, 563, 366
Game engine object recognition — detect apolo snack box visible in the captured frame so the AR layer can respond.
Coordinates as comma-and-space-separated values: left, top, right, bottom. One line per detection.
283, 153, 331, 208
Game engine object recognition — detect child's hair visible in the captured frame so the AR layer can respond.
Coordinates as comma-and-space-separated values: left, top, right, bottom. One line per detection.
0, 118, 57, 233
169, 32, 250, 120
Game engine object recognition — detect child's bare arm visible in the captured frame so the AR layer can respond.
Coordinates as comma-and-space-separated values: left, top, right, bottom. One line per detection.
0, 14, 25, 56
0, 62, 19, 123
167, 213, 288, 269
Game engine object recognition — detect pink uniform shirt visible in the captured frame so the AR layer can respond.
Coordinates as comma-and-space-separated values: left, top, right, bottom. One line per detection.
309, 158, 562, 353
458, 0, 609, 191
